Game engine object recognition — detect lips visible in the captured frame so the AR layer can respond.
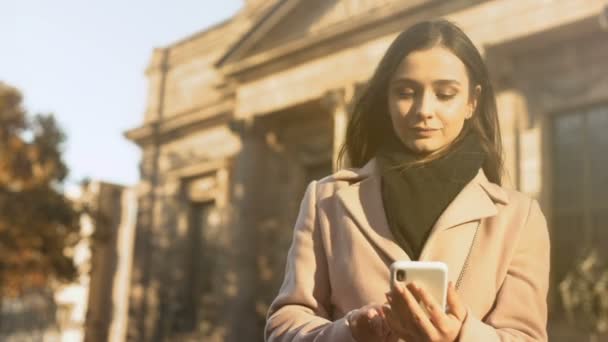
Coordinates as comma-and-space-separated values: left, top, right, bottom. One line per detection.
411, 126, 440, 131
410, 127, 440, 137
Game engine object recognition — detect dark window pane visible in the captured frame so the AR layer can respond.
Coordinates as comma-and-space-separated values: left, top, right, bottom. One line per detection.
587, 107, 608, 207
552, 114, 585, 210
173, 201, 214, 333
592, 210, 608, 260
551, 213, 585, 283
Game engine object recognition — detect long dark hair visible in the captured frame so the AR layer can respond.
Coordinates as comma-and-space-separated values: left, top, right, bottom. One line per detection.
338, 19, 503, 184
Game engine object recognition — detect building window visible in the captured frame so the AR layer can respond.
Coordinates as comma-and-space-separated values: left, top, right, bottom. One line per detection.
172, 200, 214, 333
551, 104, 608, 282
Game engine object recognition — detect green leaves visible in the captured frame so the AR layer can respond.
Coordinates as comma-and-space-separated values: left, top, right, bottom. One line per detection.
0, 82, 80, 297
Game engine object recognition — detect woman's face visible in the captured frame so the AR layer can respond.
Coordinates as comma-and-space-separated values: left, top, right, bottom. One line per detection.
387, 46, 479, 154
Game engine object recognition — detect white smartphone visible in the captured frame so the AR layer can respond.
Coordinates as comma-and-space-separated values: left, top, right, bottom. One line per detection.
389, 261, 448, 314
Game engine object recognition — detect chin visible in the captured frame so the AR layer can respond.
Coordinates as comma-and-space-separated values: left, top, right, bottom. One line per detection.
408, 140, 444, 155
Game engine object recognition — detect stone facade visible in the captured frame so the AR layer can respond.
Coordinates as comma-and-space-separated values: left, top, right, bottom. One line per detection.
83, 182, 137, 342
0, 182, 137, 342
125, 1, 608, 341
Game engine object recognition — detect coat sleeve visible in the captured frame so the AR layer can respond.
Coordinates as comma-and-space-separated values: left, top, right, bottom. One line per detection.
458, 199, 550, 342
265, 181, 357, 342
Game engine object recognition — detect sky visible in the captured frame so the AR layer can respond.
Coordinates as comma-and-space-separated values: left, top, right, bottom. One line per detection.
0, 0, 243, 188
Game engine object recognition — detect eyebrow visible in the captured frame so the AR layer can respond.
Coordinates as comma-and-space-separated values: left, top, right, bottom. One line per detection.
391, 78, 462, 87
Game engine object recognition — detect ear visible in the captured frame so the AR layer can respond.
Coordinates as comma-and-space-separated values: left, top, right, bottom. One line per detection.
467, 85, 482, 119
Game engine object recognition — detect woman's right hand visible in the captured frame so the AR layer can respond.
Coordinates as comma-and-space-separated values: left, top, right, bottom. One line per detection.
347, 304, 398, 342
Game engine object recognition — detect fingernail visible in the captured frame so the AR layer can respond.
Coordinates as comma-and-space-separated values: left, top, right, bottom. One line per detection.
413, 282, 420, 290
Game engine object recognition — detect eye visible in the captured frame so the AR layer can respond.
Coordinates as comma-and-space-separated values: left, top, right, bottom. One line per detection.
436, 92, 457, 101
395, 88, 415, 99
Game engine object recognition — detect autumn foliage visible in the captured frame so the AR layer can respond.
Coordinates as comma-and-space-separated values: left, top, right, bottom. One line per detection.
0, 82, 80, 297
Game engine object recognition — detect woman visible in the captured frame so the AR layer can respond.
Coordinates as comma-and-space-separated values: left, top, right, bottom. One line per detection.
265, 20, 550, 342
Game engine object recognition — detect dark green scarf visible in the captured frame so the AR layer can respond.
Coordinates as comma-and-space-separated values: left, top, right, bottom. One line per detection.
375, 131, 486, 260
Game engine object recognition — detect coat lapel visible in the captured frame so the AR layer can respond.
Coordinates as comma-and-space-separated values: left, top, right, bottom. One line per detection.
419, 170, 504, 286
335, 159, 508, 286
336, 161, 409, 263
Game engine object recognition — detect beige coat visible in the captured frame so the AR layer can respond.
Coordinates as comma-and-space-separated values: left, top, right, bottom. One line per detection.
265, 158, 550, 342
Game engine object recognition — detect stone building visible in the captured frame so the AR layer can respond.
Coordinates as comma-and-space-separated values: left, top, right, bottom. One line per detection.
125, 0, 608, 340
0, 182, 137, 342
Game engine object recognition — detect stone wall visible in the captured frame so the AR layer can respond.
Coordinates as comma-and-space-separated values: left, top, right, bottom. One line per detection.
126, 1, 608, 341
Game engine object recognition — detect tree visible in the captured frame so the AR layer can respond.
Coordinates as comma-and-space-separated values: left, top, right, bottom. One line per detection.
0, 82, 81, 301
560, 248, 608, 342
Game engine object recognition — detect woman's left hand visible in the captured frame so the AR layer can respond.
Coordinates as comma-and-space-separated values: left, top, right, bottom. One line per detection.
383, 281, 467, 342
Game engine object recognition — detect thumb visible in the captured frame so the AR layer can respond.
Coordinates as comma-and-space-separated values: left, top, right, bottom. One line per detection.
447, 281, 467, 321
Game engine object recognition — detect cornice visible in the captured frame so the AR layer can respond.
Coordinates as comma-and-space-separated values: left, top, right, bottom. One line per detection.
153, 2, 280, 67
125, 100, 234, 146
166, 21, 252, 65
217, 0, 293, 67
218, 0, 449, 76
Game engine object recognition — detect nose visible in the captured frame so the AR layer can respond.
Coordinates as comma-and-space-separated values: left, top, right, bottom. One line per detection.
416, 91, 435, 119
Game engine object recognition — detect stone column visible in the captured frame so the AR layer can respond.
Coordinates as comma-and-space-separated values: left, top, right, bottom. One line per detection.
152, 177, 189, 340
84, 183, 126, 342
495, 89, 529, 190
127, 48, 169, 342
126, 148, 163, 342
486, 52, 533, 193
226, 117, 268, 342
322, 85, 356, 171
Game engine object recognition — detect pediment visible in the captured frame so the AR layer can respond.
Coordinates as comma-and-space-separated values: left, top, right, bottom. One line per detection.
218, 0, 431, 68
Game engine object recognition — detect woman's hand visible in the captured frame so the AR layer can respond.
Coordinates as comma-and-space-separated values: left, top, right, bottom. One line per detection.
347, 303, 399, 342
383, 281, 467, 342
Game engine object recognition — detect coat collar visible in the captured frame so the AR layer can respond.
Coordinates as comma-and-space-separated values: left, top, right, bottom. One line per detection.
334, 158, 508, 205
335, 158, 509, 270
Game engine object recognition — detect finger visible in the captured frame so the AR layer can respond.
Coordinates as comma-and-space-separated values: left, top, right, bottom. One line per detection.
387, 290, 423, 338
389, 285, 415, 322
407, 282, 450, 330
374, 304, 390, 337
378, 303, 391, 338
385, 291, 392, 304
371, 314, 384, 336
379, 302, 388, 319
380, 304, 392, 337
348, 310, 361, 329
381, 304, 390, 321
361, 304, 379, 321
365, 307, 378, 320
352, 309, 368, 328
383, 305, 411, 338
366, 308, 383, 336
447, 281, 467, 321
401, 283, 440, 340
